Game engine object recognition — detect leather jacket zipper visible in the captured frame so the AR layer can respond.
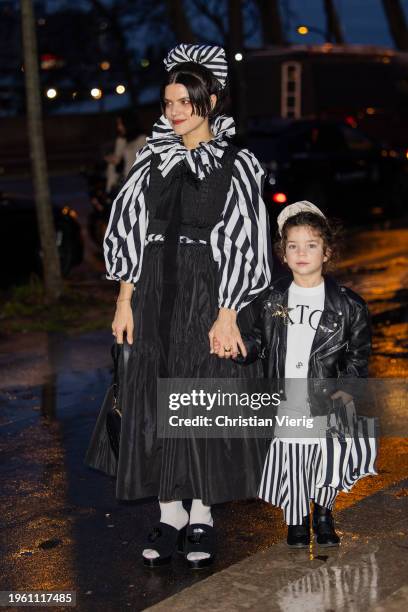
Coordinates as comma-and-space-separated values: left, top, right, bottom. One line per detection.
318, 341, 348, 360
309, 327, 342, 360
275, 334, 280, 375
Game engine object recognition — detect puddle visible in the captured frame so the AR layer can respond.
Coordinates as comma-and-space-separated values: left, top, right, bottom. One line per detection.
38, 538, 63, 550
0, 368, 112, 430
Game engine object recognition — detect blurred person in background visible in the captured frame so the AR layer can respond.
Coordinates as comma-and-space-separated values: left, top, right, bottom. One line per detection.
105, 111, 146, 195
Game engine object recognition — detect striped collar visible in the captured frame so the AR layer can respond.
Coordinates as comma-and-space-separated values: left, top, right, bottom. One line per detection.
146, 114, 236, 180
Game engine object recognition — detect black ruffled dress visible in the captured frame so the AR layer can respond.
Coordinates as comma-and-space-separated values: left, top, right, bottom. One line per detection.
85, 115, 272, 505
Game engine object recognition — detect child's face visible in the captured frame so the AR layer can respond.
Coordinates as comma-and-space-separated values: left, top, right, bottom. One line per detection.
284, 225, 328, 278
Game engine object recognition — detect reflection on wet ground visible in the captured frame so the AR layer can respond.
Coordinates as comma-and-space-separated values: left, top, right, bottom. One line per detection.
337, 229, 408, 379
146, 481, 408, 612
0, 226, 407, 610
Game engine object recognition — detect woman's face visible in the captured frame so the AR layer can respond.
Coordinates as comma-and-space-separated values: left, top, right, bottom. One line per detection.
284, 225, 328, 277
163, 83, 215, 137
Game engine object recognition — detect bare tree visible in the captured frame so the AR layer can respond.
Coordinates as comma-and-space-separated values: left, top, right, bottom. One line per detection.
21, 0, 62, 302
89, 0, 166, 105
382, 0, 408, 50
256, 0, 286, 46
191, 0, 228, 43
166, 0, 197, 43
186, 1, 259, 50
323, 0, 345, 43
89, 0, 139, 106
228, 0, 244, 54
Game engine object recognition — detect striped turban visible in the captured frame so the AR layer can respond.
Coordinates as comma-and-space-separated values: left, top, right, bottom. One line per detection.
163, 44, 228, 89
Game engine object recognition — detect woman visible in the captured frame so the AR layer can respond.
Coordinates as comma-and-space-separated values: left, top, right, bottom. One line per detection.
85, 44, 272, 568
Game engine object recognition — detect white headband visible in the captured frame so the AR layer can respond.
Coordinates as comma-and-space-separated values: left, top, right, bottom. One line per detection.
277, 201, 326, 236
163, 44, 228, 89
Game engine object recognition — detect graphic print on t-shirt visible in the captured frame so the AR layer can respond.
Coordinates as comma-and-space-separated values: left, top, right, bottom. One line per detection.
284, 281, 325, 379
277, 280, 326, 443
287, 303, 323, 330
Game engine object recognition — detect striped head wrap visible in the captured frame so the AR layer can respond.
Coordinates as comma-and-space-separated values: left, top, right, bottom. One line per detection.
163, 44, 228, 89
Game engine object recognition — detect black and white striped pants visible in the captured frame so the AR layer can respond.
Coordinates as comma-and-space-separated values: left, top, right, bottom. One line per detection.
258, 439, 338, 525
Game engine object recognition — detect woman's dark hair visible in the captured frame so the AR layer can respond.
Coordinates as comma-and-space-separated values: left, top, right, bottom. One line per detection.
275, 211, 343, 273
119, 110, 143, 142
160, 61, 228, 120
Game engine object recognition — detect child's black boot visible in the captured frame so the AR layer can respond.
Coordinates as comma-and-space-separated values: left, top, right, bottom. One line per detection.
287, 515, 310, 548
313, 504, 340, 547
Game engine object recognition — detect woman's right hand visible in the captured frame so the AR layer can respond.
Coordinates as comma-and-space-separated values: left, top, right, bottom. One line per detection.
112, 301, 134, 344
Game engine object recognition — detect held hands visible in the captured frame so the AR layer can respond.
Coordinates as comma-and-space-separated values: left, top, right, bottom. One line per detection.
208, 308, 247, 360
331, 390, 354, 406
112, 300, 134, 344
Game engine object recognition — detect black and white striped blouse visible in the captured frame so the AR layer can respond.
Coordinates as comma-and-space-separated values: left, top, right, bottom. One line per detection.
103, 114, 272, 312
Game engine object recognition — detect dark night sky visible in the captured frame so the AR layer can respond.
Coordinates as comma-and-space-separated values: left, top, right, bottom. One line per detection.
10, 0, 408, 114
41, 0, 408, 48
286, 0, 408, 47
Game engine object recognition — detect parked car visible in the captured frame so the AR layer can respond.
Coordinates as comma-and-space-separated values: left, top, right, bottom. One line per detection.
242, 119, 407, 225
0, 192, 84, 287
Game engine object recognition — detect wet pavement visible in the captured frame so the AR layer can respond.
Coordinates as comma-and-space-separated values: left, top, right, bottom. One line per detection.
147, 480, 408, 611
0, 224, 407, 611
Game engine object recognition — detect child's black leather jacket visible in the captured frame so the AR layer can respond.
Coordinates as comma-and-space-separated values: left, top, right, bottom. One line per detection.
239, 275, 372, 414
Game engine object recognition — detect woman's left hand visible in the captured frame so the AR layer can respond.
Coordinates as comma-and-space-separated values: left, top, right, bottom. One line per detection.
209, 308, 247, 359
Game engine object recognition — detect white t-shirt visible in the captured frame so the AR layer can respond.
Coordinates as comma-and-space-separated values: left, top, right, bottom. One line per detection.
276, 280, 325, 443
285, 280, 325, 378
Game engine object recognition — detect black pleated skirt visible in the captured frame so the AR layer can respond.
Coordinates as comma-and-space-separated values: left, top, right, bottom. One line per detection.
85, 242, 267, 505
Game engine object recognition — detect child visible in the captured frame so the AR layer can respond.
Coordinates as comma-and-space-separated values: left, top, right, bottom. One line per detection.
236, 201, 374, 547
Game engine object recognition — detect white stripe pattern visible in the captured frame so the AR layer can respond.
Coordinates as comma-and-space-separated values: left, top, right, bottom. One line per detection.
163, 44, 228, 88
211, 149, 272, 311
103, 115, 272, 313
259, 426, 378, 525
146, 114, 236, 180
259, 440, 338, 525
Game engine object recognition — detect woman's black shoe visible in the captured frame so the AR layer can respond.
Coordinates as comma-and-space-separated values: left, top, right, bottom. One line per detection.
142, 522, 186, 567
313, 504, 340, 547
287, 515, 310, 548
185, 523, 215, 569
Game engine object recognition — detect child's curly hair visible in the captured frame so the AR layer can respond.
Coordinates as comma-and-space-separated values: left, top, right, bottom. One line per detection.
274, 212, 343, 273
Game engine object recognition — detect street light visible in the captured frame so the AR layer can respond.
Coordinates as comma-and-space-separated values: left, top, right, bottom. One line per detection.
46, 88, 57, 99
100, 61, 110, 71
116, 84, 126, 95
296, 24, 327, 41
297, 26, 309, 35
91, 87, 102, 99
234, 53, 243, 61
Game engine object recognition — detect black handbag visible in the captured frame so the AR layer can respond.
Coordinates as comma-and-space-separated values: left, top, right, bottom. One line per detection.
106, 340, 131, 459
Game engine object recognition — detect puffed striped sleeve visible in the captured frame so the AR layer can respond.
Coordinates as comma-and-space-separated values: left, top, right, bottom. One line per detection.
103, 145, 152, 283
210, 149, 273, 312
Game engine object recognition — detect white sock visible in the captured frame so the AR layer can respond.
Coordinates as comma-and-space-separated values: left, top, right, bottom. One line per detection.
187, 499, 213, 561
189, 499, 213, 526
143, 501, 188, 560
